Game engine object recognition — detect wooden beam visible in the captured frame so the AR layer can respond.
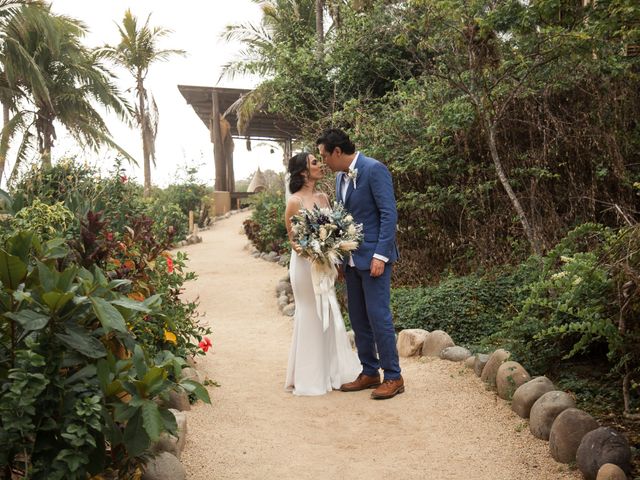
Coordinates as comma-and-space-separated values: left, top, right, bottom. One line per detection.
211, 91, 227, 191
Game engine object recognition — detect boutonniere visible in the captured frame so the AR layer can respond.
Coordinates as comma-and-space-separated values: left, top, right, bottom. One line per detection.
347, 168, 358, 189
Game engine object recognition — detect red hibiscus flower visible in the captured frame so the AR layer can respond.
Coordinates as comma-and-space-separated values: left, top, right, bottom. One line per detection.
198, 337, 212, 353
166, 256, 174, 273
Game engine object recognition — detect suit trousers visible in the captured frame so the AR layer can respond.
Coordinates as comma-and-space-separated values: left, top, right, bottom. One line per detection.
344, 264, 401, 380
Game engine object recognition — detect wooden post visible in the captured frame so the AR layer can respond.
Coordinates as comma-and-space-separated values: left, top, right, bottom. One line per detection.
188, 210, 194, 234
225, 133, 235, 193
211, 91, 227, 191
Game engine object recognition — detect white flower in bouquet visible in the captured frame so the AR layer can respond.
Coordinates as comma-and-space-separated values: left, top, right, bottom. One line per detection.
290, 202, 363, 266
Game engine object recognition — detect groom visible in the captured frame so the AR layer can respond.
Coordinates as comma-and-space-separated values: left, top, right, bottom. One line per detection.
316, 129, 403, 400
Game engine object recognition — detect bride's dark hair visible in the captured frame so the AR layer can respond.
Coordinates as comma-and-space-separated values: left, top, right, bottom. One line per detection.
288, 152, 310, 194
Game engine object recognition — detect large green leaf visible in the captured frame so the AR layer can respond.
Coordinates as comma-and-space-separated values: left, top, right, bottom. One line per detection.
132, 344, 147, 377
6, 231, 33, 261
111, 297, 151, 313
141, 366, 166, 397
180, 380, 211, 404
37, 261, 59, 292
42, 238, 69, 260
0, 249, 27, 290
90, 297, 127, 332
56, 329, 107, 359
141, 400, 163, 441
123, 409, 150, 457
160, 408, 178, 435
5, 310, 50, 331
42, 291, 74, 313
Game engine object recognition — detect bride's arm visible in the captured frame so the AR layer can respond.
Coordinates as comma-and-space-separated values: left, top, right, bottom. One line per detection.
285, 196, 302, 251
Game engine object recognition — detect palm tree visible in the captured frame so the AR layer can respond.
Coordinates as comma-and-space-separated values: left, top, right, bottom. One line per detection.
100, 9, 184, 196
0, 0, 50, 180
0, 5, 133, 182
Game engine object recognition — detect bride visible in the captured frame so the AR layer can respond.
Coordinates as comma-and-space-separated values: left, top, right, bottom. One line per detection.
284, 152, 361, 396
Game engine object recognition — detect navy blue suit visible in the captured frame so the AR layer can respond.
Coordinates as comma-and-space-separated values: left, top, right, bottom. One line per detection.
337, 153, 401, 380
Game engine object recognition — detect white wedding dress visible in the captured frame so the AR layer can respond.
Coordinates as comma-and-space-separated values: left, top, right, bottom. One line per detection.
285, 251, 361, 395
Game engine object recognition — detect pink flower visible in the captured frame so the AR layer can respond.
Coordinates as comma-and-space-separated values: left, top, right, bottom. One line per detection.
166, 256, 174, 273
105, 232, 114, 241
120, 175, 128, 183
198, 337, 212, 353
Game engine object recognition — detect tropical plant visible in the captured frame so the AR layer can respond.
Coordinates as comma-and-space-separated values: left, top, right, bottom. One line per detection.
101, 9, 185, 197
0, 5, 133, 182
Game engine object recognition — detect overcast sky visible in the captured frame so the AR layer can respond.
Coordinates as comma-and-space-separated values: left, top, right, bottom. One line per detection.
35, 0, 287, 187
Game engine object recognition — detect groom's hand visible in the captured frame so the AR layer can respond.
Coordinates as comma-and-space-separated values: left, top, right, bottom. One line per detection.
370, 258, 385, 277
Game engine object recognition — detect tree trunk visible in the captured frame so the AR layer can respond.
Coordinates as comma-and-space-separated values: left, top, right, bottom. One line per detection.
0, 102, 9, 181
485, 117, 542, 256
315, 0, 324, 58
138, 76, 151, 197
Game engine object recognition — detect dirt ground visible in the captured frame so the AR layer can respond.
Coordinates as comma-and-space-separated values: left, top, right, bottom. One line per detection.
178, 211, 581, 480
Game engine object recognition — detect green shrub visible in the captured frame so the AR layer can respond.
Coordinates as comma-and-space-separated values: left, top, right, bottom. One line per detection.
391, 267, 533, 349
243, 191, 289, 253
0, 231, 209, 478
11, 199, 76, 241
144, 199, 188, 243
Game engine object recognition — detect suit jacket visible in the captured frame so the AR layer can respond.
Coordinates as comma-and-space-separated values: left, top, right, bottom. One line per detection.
336, 153, 399, 270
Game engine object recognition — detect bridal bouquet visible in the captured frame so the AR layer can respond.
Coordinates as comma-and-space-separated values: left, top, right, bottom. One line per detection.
290, 202, 363, 331
290, 202, 363, 266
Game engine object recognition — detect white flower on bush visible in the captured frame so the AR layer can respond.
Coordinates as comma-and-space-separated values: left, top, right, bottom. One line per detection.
551, 271, 568, 280
560, 255, 573, 263
572, 276, 583, 285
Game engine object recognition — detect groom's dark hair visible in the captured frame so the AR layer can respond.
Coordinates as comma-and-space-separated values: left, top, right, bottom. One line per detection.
316, 128, 356, 155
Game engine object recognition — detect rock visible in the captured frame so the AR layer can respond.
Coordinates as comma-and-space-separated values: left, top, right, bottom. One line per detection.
142, 452, 186, 480
440, 346, 472, 362
278, 254, 290, 266
496, 361, 531, 400
464, 356, 476, 369
153, 409, 188, 458
166, 389, 191, 412
224, 212, 231, 219
252, 252, 260, 258
529, 391, 575, 440
266, 251, 278, 261
282, 303, 295, 317
180, 367, 201, 384
346, 330, 356, 350
277, 295, 289, 310
421, 330, 454, 357
549, 408, 599, 464
596, 463, 628, 480
480, 349, 510, 386
276, 280, 292, 295
576, 427, 632, 480
512, 376, 555, 418
473, 353, 490, 377
185, 234, 202, 245
397, 329, 429, 357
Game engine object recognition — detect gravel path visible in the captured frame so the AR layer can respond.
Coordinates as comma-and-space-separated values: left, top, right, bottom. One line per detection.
179, 211, 580, 480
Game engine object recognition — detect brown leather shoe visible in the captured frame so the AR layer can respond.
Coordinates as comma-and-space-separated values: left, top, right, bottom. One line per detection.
340, 373, 381, 392
371, 376, 404, 400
